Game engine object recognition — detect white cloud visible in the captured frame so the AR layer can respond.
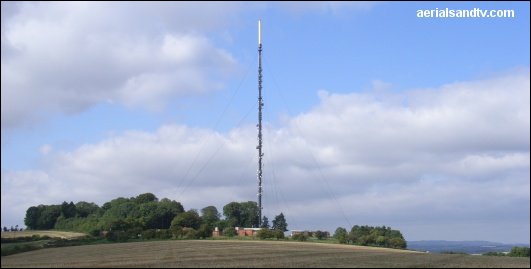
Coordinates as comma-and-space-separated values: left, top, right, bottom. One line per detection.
2, 71, 529, 243
39, 144, 52, 155
0, 1, 381, 130
1, 2, 239, 129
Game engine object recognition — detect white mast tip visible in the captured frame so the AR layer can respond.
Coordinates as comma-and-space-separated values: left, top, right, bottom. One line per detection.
258, 20, 262, 45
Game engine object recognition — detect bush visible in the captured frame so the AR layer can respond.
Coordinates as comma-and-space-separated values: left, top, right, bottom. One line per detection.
1, 244, 42, 256
157, 229, 172, 239
181, 228, 198, 239
273, 229, 284, 240
197, 224, 213, 239
388, 238, 407, 249
142, 229, 157, 240
314, 230, 328, 240
223, 227, 236, 237
292, 233, 307, 242
257, 229, 273, 239
106, 230, 129, 242
509, 247, 530, 257
89, 229, 101, 237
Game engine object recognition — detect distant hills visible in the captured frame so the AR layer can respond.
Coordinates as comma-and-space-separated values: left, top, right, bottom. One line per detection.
407, 240, 530, 254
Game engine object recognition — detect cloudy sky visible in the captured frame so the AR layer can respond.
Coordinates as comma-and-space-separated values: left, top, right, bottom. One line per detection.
1, 2, 529, 243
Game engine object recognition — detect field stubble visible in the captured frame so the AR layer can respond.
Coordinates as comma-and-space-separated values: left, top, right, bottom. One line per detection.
1, 240, 529, 268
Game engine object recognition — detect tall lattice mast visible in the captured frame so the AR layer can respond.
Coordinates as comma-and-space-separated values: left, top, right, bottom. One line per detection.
257, 19, 263, 226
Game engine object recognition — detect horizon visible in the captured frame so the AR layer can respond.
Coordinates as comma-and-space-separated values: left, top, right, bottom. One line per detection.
1, 2, 530, 244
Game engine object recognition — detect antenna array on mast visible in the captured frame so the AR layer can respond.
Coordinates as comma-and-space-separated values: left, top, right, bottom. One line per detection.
257, 19, 263, 226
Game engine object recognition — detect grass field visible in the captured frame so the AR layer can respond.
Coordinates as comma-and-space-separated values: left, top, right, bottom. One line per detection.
1, 230, 86, 240
1, 240, 529, 268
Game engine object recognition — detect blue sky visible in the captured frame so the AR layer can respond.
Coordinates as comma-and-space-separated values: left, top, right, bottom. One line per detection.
1, 2, 530, 243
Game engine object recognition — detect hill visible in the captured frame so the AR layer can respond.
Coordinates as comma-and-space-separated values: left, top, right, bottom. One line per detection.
408, 240, 531, 254
1, 240, 529, 268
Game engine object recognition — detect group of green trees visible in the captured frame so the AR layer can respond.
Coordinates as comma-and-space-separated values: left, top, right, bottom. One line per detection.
25, 193, 183, 233
333, 225, 407, 249
24, 193, 408, 249
484, 247, 530, 257
24, 193, 287, 242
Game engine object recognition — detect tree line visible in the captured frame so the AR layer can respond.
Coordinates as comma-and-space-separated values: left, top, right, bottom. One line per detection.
333, 225, 407, 249
24, 193, 287, 241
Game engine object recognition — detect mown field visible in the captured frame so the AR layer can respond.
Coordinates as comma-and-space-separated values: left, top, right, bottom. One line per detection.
1, 231, 86, 239
1, 240, 529, 268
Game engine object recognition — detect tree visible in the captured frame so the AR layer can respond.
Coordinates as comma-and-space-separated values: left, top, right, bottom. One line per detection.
260, 216, 270, 228
201, 206, 220, 228
223, 202, 241, 227
509, 247, 530, 257
222, 201, 259, 228
272, 213, 288, 232
155, 199, 184, 229
292, 233, 307, 241
134, 193, 158, 204
223, 227, 236, 237
25, 206, 42, 229
314, 230, 326, 240
61, 201, 77, 218
334, 227, 348, 244
257, 228, 274, 239
388, 237, 406, 249
273, 229, 284, 240
75, 201, 100, 218
197, 224, 213, 239
171, 210, 201, 230
37, 205, 61, 229
239, 201, 259, 227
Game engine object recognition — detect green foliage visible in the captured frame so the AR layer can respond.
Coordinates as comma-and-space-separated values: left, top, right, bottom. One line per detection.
509, 246, 530, 257
201, 206, 220, 229
257, 228, 272, 239
292, 233, 308, 241
180, 228, 198, 239
106, 230, 129, 242
347, 225, 406, 249
1, 243, 42, 256
24, 206, 41, 229
214, 220, 228, 231
257, 229, 284, 240
223, 202, 241, 227
314, 230, 326, 240
171, 210, 201, 230
142, 229, 157, 239
273, 229, 285, 240
260, 216, 270, 228
24, 204, 62, 230
61, 201, 77, 218
272, 213, 288, 232
334, 227, 348, 244
134, 193, 158, 204
89, 229, 100, 237
223, 227, 236, 237
27, 193, 184, 234
75, 201, 100, 218
223, 201, 259, 228
197, 224, 213, 239
23, 195, 291, 244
